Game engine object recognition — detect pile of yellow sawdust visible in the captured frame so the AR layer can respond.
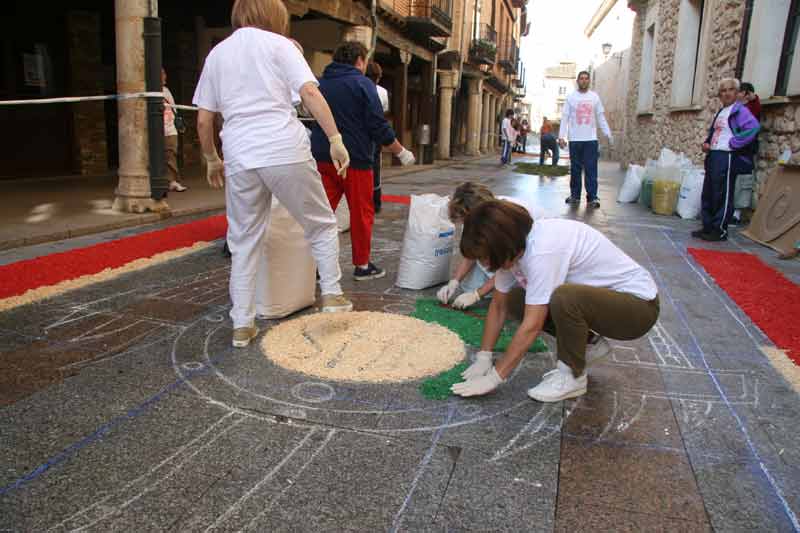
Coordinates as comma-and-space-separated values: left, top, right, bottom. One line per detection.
262, 311, 465, 382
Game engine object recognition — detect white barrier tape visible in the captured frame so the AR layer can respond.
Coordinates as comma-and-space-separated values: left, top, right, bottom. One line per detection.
0, 91, 166, 106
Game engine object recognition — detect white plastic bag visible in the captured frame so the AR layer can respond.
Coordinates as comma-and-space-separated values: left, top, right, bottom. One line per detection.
396, 194, 455, 289
335, 199, 350, 233
676, 168, 705, 220
617, 164, 644, 203
256, 198, 316, 318
658, 148, 679, 168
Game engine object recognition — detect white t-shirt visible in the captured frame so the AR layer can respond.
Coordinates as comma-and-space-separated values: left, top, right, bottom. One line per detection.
376, 85, 389, 113
192, 28, 318, 175
163, 86, 178, 137
494, 218, 657, 305
558, 90, 612, 142
710, 104, 734, 151
501, 117, 517, 142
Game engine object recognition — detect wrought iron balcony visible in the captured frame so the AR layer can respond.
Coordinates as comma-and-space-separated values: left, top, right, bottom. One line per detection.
499, 38, 518, 73
407, 0, 453, 37
514, 63, 525, 87
469, 23, 497, 65
511, 0, 526, 7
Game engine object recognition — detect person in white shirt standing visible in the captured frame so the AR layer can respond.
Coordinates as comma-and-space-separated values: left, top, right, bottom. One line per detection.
366, 61, 390, 214
450, 200, 660, 402
193, 0, 354, 348
161, 68, 187, 192
558, 71, 613, 208
500, 109, 517, 166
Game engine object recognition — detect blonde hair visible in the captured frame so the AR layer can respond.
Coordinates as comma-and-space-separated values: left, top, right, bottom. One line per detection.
231, 0, 289, 36
448, 182, 495, 222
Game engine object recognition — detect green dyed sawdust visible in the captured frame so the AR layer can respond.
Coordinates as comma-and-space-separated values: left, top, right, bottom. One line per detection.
420, 362, 470, 400
410, 298, 548, 353
413, 298, 549, 400
513, 162, 570, 177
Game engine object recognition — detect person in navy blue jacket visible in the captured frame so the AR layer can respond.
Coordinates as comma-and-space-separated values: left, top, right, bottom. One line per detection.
311, 41, 416, 280
694, 78, 760, 242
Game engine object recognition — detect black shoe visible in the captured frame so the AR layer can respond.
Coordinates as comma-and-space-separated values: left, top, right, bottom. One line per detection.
690, 229, 707, 238
587, 199, 601, 208
565, 196, 580, 205
700, 229, 727, 242
354, 262, 386, 281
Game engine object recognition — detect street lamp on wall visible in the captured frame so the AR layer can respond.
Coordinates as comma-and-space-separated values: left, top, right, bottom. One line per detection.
601, 42, 612, 57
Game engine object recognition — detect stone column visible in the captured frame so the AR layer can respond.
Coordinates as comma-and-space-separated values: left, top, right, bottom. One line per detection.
437, 70, 458, 160
489, 95, 498, 152
341, 25, 373, 50
480, 91, 490, 153
113, 0, 167, 213
465, 77, 483, 156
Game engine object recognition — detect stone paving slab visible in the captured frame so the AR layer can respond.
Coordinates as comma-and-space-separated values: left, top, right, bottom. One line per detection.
1, 159, 799, 532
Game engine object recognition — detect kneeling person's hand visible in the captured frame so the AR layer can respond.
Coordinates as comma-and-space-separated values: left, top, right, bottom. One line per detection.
451, 367, 504, 397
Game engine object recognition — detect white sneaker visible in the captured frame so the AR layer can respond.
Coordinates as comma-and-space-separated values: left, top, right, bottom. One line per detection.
586, 334, 612, 366
528, 362, 587, 402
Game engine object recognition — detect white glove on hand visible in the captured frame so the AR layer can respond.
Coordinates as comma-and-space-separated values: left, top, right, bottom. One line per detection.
451, 367, 504, 397
607, 135, 614, 147
437, 279, 460, 304
398, 148, 416, 166
203, 152, 225, 189
328, 134, 350, 177
461, 350, 493, 379
452, 290, 481, 309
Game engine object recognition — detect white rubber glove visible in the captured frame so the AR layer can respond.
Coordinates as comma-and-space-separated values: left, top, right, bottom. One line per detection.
451, 367, 504, 397
437, 279, 460, 304
607, 135, 614, 147
328, 134, 350, 177
452, 290, 481, 309
397, 148, 416, 166
461, 350, 493, 379
203, 151, 225, 189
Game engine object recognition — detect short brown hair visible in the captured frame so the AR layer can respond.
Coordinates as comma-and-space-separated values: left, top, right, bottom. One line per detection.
460, 200, 533, 271
333, 41, 368, 66
231, 0, 289, 36
366, 61, 383, 83
448, 182, 495, 222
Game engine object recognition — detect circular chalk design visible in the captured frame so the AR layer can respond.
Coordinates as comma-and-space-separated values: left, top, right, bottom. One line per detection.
182, 362, 205, 371
205, 314, 225, 323
382, 302, 415, 315
261, 311, 465, 382
291, 382, 336, 404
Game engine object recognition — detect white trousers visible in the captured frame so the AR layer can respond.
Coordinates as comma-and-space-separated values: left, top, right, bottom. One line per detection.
226, 160, 343, 328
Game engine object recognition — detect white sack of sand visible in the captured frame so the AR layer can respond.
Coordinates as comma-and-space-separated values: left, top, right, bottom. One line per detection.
261, 311, 465, 382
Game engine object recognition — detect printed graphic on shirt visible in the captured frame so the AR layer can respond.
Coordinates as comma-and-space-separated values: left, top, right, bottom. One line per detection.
576, 102, 594, 125
511, 267, 528, 289
711, 115, 726, 146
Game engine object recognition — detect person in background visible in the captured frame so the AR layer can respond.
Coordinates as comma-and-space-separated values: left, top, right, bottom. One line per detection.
558, 70, 613, 208
694, 78, 760, 242
162, 68, 187, 192
539, 116, 559, 166
738, 82, 761, 120
500, 109, 517, 166
311, 41, 415, 281
366, 61, 389, 214
437, 182, 535, 310
518, 119, 530, 153
451, 200, 659, 401
193, 0, 355, 348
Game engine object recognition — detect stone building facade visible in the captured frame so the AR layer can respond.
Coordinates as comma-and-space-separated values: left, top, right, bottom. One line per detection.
622, 0, 800, 175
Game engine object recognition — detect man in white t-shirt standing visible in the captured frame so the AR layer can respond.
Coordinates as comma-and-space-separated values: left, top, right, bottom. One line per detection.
500, 109, 517, 166
558, 71, 613, 208
450, 200, 660, 402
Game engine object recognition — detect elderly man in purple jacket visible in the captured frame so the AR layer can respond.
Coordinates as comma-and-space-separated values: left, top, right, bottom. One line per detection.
693, 78, 760, 242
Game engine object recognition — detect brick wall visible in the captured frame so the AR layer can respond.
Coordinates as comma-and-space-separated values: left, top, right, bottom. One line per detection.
622, 0, 800, 174
67, 11, 108, 176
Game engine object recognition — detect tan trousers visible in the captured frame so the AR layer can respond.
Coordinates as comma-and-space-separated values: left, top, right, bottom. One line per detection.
544, 284, 660, 376
165, 135, 179, 181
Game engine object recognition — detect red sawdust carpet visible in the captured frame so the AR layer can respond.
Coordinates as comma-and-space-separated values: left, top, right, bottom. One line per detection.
0, 215, 227, 300
382, 194, 411, 205
688, 247, 800, 363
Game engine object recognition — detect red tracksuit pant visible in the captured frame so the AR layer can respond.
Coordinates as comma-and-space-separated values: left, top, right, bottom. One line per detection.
318, 162, 374, 266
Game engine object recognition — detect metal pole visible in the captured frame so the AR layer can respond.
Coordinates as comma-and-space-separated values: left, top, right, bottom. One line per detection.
144, 16, 168, 200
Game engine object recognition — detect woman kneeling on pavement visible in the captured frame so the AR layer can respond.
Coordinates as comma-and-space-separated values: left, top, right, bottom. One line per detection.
437, 182, 534, 310
451, 200, 660, 402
